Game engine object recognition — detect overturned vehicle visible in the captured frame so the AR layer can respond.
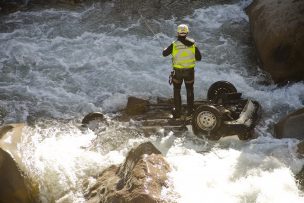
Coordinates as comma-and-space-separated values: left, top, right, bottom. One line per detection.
84, 81, 261, 140
190, 81, 261, 140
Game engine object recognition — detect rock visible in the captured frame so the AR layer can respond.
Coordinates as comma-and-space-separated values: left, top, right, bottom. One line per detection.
0, 148, 37, 203
125, 97, 149, 116
274, 108, 304, 139
246, 0, 304, 83
297, 141, 304, 155
0, 123, 26, 166
295, 167, 304, 190
0, 124, 13, 138
85, 142, 171, 203
82, 112, 105, 125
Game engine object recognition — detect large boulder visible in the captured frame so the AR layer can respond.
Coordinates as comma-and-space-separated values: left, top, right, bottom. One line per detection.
246, 0, 304, 83
85, 142, 171, 203
274, 108, 304, 139
0, 148, 36, 203
0, 123, 39, 203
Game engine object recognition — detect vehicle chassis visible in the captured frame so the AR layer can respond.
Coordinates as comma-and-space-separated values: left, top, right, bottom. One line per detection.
129, 81, 261, 140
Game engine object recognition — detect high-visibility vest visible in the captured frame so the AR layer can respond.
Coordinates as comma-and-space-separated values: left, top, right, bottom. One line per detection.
172, 40, 196, 69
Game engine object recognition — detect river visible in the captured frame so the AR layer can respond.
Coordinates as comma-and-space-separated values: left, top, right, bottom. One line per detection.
0, 0, 304, 202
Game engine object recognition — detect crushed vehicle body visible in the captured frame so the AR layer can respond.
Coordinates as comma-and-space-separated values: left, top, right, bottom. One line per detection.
83, 81, 261, 140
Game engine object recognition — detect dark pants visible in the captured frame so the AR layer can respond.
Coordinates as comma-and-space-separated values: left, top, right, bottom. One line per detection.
172, 68, 194, 116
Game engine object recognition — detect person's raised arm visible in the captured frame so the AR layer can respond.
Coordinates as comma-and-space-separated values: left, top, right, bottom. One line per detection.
162, 44, 173, 57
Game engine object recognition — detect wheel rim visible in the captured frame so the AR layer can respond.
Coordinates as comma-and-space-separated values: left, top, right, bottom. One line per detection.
196, 111, 217, 131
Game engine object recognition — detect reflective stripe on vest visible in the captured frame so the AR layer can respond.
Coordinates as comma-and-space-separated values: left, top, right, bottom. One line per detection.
172, 41, 196, 69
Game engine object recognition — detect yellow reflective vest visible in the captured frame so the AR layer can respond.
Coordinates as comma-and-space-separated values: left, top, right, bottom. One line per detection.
172, 40, 196, 69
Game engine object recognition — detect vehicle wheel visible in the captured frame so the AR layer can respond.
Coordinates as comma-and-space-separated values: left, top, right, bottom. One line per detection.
192, 105, 223, 140
207, 81, 237, 102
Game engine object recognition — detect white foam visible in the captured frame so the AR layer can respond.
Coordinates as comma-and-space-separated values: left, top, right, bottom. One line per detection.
19, 123, 128, 203
160, 135, 304, 203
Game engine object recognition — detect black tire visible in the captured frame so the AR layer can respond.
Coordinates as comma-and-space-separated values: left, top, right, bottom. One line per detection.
192, 105, 223, 140
207, 81, 237, 102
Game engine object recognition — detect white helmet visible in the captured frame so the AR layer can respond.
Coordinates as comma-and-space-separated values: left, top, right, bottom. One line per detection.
177, 24, 189, 36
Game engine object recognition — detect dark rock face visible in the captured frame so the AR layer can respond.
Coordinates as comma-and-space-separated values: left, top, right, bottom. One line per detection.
246, 0, 304, 83
85, 142, 171, 203
0, 148, 35, 203
274, 108, 304, 139
1, 0, 236, 17
0, 0, 25, 14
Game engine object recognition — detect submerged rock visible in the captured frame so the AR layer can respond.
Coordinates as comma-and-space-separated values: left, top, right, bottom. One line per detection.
82, 112, 106, 125
85, 142, 170, 203
246, 0, 304, 83
274, 108, 304, 140
0, 148, 37, 203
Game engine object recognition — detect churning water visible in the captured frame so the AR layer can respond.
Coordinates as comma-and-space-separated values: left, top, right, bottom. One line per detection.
0, 0, 304, 202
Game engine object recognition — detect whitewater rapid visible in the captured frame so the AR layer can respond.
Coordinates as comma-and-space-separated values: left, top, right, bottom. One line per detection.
0, 0, 304, 202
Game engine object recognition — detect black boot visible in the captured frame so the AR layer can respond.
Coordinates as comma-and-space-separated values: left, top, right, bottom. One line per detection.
173, 86, 182, 118
186, 84, 194, 116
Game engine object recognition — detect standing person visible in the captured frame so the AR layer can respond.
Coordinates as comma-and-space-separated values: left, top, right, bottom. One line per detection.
163, 24, 202, 118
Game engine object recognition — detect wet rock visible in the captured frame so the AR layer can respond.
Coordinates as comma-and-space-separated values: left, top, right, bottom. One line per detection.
295, 167, 304, 190
246, 0, 304, 83
0, 148, 36, 203
0, 124, 13, 138
274, 108, 304, 139
125, 96, 149, 116
297, 141, 304, 155
85, 142, 171, 203
0, 123, 27, 165
82, 112, 105, 125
